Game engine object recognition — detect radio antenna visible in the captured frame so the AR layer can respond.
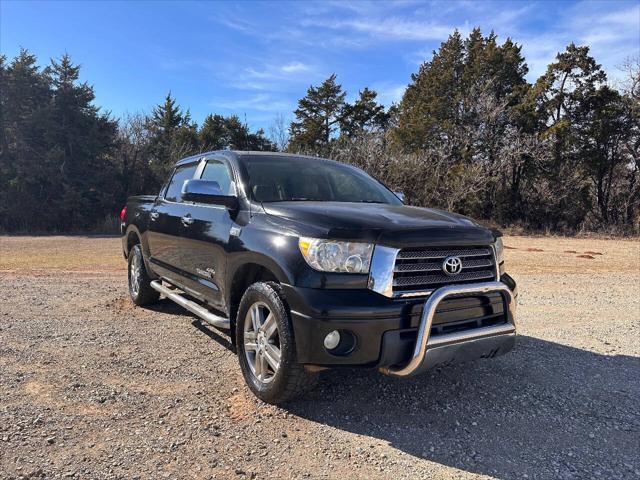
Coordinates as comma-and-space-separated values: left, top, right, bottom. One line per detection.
243, 113, 249, 151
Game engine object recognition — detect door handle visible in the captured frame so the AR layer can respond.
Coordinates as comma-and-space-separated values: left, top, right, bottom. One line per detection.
181, 215, 194, 226
150, 211, 159, 221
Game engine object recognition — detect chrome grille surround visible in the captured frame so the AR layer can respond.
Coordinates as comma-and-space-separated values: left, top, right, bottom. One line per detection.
394, 245, 497, 295
396, 247, 491, 260
368, 244, 499, 298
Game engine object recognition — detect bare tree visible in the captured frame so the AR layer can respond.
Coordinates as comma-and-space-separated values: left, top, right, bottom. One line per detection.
620, 57, 639, 101
620, 57, 640, 230
116, 112, 152, 196
268, 113, 290, 152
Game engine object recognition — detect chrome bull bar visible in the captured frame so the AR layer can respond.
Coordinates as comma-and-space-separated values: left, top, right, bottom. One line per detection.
381, 281, 516, 377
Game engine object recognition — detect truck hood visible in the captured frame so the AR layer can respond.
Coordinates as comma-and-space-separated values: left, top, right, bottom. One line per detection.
262, 202, 496, 247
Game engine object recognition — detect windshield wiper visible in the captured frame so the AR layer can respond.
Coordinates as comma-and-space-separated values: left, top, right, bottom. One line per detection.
278, 198, 385, 203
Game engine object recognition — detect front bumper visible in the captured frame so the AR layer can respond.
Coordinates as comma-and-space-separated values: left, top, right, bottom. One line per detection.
380, 281, 516, 376
283, 275, 517, 371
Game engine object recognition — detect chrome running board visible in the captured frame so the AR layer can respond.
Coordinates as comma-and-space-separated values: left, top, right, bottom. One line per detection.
150, 280, 230, 330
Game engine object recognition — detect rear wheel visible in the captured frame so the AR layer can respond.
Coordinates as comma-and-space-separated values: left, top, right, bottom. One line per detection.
128, 244, 160, 306
236, 282, 317, 404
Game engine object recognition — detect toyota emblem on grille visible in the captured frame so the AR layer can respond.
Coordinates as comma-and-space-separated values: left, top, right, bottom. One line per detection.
442, 256, 463, 275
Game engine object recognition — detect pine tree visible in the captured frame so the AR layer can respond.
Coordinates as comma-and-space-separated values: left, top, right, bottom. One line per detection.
340, 87, 389, 137
0, 52, 119, 230
199, 114, 274, 151
146, 93, 198, 182
526, 44, 608, 228
574, 86, 634, 223
45, 54, 118, 229
225, 115, 250, 150
151, 93, 185, 137
200, 114, 230, 150
391, 29, 530, 154
391, 30, 465, 151
0, 49, 53, 230
289, 74, 346, 154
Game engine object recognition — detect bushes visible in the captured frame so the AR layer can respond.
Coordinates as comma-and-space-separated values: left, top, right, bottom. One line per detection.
325, 125, 638, 234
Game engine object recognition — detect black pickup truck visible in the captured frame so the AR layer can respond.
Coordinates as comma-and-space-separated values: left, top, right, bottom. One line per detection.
121, 151, 517, 404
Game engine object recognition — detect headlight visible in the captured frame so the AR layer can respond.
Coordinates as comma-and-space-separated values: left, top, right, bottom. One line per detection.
493, 237, 504, 264
298, 237, 374, 274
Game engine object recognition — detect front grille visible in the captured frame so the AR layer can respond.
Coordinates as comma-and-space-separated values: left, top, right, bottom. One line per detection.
393, 246, 496, 294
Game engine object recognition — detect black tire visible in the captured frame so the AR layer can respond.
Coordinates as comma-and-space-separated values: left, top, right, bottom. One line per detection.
128, 244, 160, 306
236, 282, 317, 404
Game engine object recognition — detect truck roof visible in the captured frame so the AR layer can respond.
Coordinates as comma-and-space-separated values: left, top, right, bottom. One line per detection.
175, 150, 325, 166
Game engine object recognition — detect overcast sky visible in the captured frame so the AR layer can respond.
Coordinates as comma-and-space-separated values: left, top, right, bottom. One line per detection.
2, 0, 638, 131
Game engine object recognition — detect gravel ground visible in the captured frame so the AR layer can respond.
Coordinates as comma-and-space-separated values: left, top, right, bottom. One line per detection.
0, 235, 639, 479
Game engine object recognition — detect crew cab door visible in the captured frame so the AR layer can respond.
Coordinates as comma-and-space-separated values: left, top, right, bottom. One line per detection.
146, 160, 200, 286
178, 156, 236, 310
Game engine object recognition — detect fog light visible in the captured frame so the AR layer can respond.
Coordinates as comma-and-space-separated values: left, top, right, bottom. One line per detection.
323, 330, 341, 350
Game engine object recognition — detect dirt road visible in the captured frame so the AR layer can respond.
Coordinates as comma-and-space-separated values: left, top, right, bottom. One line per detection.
1, 235, 639, 479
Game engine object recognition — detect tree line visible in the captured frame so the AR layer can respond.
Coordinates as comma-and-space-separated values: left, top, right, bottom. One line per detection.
1, 28, 638, 233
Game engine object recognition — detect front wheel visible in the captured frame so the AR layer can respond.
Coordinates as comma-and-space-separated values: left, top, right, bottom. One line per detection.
236, 282, 317, 404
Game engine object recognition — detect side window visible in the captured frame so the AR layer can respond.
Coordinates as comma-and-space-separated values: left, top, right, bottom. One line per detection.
200, 159, 234, 195
164, 163, 198, 202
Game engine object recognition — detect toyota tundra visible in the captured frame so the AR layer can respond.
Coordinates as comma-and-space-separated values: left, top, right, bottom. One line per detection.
121, 151, 517, 404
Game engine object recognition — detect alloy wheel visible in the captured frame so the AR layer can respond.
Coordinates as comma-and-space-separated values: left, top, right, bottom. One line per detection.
243, 301, 281, 384
130, 252, 141, 296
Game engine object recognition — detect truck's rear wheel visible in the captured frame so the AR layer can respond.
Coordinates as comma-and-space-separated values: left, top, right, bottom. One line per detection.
128, 244, 160, 306
236, 282, 317, 404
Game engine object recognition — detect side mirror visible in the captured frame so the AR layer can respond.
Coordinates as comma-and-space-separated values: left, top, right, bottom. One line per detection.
182, 179, 239, 210
394, 191, 405, 203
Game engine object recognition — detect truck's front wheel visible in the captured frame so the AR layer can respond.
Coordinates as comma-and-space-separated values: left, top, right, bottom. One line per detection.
236, 282, 317, 404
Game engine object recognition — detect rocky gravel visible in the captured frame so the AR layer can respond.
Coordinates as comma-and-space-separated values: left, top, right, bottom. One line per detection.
0, 235, 639, 479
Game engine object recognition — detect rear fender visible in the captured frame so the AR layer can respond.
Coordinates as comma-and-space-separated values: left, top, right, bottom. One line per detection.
122, 224, 157, 278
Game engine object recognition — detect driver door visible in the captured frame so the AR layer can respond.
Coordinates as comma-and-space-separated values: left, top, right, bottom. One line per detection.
178, 157, 236, 309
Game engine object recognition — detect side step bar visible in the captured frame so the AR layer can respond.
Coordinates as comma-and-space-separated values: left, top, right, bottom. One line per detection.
150, 280, 230, 330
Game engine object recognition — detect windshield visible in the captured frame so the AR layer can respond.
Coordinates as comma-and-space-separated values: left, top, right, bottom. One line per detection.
243, 156, 402, 204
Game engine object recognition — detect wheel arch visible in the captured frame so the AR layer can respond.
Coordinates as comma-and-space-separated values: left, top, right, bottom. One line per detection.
227, 259, 289, 343
122, 224, 158, 280
126, 229, 141, 255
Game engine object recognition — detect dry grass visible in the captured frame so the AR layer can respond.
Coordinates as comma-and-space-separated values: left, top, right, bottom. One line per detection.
0, 235, 124, 273
503, 235, 640, 274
